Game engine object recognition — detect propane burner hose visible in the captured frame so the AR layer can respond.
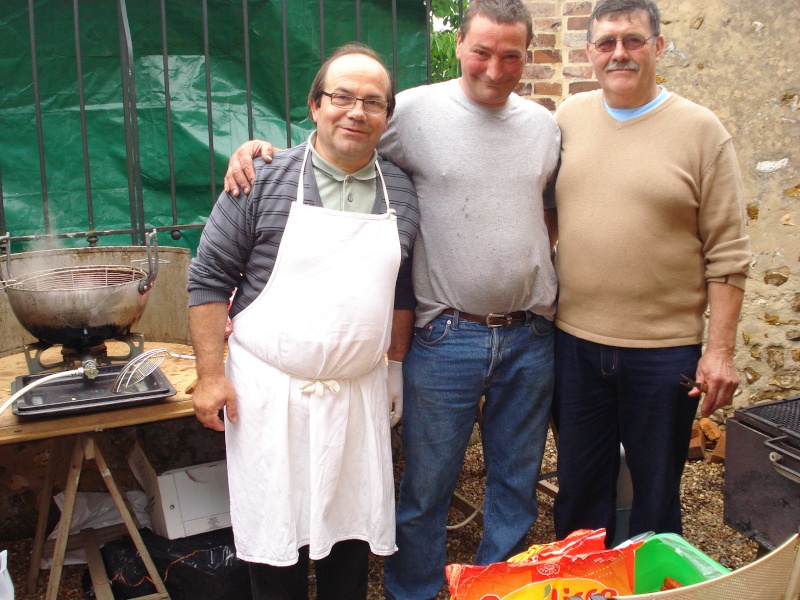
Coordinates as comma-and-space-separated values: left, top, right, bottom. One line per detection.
0, 360, 99, 415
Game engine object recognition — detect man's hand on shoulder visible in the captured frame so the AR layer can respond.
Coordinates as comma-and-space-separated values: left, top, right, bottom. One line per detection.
224, 139, 279, 197
191, 372, 238, 432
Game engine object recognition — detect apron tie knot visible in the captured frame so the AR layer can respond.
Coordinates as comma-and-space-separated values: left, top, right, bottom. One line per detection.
299, 379, 341, 396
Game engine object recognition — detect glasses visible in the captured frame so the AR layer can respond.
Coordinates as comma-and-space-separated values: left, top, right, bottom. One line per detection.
590, 34, 655, 53
321, 92, 389, 114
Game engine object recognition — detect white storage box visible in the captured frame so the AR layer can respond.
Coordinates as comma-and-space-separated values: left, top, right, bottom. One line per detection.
127, 441, 231, 540
0, 549, 14, 600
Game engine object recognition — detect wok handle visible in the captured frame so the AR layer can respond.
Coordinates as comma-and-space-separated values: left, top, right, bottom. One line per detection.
765, 435, 800, 484
0, 232, 11, 285
138, 229, 159, 294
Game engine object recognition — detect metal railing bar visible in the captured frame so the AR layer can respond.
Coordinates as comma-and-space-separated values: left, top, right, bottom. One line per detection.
391, 0, 398, 89
159, 0, 178, 227
242, 0, 254, 140
319, 0, 325, 64
426, 0, 432, 83
28, 0, 51, 235
459, 0, 464, 77
117, 3, 136, 244
0, 163, 6, 238
6, 230, 142, 244
144, 224, 205, 234
3, 224, 206, 246
355, 0, 361, 42
281, 0, 292, 148
202, 0, 216, 204
73, 0, 95, 232
117, 0, 145, 245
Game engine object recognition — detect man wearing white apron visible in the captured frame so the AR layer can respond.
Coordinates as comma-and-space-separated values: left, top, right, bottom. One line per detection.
187, 44, 419, 600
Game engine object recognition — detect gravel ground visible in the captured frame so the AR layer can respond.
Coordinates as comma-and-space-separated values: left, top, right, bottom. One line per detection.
2, 427, 759, 599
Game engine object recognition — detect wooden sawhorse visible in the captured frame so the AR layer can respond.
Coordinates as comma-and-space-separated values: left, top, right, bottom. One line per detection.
28, 434, 169, 600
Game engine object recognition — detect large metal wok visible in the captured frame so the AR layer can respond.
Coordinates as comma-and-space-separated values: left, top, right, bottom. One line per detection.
0, 231, 159, 348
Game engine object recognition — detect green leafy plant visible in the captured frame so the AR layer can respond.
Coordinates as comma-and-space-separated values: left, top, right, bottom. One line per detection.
430, 0, 463, 82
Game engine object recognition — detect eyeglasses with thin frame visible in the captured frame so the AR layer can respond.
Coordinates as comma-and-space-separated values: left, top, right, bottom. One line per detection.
321, 92, 389, 114
589, 34, 655, 53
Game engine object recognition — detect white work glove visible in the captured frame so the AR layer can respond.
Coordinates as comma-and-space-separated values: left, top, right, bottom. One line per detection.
387, 360, 403, 427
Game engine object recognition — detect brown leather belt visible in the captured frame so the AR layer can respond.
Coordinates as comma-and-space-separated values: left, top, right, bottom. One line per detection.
442, 308, 527, 328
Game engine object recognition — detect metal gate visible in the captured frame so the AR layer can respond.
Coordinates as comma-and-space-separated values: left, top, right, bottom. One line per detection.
0, 0, 429, 252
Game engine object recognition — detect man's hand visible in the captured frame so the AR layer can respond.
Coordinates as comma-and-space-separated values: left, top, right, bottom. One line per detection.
224, 139, 277, 196
189, 302, 234, 431
690, 281, 745, 416
689, 348, 739, 417
191, 372, 238, 432
387, 360, 403, 427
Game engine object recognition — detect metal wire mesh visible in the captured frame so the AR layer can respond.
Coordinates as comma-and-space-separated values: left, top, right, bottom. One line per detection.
6, 265, 146, 292
111, 348, 168, 393
744, 396, 800, 436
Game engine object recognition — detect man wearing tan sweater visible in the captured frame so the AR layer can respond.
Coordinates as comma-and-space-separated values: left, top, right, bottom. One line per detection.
549, 0, 751, 544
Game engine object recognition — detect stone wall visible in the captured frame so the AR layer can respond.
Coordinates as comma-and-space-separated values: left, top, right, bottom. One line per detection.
522, 0, 800, 412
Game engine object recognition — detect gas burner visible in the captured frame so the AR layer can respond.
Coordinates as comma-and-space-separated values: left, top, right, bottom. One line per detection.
23, 333, 145, 375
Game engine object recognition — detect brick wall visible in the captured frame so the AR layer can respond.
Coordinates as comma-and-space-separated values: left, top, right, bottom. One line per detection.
522, 0, 600, 111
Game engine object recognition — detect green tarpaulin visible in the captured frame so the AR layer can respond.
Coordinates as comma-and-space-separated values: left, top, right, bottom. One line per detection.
0, 0, 427, 253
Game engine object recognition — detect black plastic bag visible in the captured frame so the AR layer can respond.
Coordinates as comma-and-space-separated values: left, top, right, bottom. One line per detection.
100, 527, 251, 599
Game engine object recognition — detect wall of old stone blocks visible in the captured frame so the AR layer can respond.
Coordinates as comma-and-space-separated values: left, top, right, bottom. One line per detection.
520, 0, 800, 413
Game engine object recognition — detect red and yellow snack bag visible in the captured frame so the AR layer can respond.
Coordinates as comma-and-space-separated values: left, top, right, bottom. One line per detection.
507, 529, 607, 563
446, 529, 640, 600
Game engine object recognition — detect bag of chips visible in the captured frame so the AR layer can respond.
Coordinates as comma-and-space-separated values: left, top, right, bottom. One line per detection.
446, 529, 640, 600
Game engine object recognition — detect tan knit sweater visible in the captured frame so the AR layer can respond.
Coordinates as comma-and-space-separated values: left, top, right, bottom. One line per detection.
553, 90, 751, 348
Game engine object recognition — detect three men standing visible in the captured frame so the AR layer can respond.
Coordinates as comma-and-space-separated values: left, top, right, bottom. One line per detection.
210, 0, 750, 596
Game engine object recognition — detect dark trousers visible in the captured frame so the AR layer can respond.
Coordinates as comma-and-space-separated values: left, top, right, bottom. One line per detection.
552, 329, 701, 543
248, 539, 370, 600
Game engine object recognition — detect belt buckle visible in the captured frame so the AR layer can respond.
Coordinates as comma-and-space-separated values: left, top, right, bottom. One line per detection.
486, 312, 512, 328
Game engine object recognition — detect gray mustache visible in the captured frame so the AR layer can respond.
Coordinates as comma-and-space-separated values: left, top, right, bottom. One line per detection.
605, 61, 639, 71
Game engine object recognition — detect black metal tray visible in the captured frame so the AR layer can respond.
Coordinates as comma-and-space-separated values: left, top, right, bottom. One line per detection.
12, 363, 176, 418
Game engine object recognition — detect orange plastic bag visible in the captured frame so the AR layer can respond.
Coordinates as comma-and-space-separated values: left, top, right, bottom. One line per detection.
446, 529, 640, 600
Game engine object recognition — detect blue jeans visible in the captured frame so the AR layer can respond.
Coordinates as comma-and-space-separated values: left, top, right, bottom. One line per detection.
552, 329, 701, 544
384, 311, 554, 600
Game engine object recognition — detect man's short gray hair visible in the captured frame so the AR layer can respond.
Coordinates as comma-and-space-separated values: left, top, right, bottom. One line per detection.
459, 0, 534, 48
587, 0, 661, 41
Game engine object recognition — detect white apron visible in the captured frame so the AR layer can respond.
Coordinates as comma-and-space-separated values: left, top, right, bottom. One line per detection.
225, 145, 401, 566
